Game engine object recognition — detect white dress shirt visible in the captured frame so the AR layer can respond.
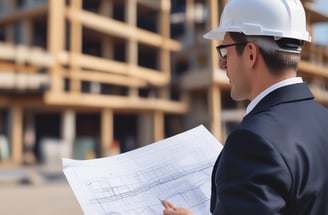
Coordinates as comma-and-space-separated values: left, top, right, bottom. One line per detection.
246, 77, 303, 114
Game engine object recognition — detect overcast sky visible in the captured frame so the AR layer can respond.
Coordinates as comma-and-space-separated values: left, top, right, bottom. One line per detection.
311, 0, 328, 45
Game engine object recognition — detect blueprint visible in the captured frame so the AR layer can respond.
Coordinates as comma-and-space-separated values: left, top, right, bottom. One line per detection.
63, 125, 223, 215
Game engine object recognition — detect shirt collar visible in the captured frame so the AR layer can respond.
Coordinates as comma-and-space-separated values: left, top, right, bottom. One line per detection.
246, 77, 303, 114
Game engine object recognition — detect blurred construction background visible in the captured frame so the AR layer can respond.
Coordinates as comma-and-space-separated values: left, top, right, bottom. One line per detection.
0, 0, 327, 214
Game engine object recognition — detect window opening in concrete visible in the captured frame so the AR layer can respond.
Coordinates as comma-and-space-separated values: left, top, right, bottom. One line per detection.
82, 27, 102, 57
14, 23, 23, 44
113, 37, 126, 62
65, 20, 71, 51
16, 0, 25, 9
82, 0, 101, 13
0, 27, 5, 41
81, 81, 91, 93
137, 3, 158, 33
75, 113, 100, 159
138, 85, 158, 98
114, 114, 137, 153
0, 109, 9, 161
112, 0, 125, 22
35, 113, 61, 163
138, 43, 159, 70
170, 0, 186, 38
174, 57, 189, 75
170, 81, 181, 101
32, 15, 47, 49
64, 78, 70, 92
101, 83, 128, 96
164, 114, 184, 137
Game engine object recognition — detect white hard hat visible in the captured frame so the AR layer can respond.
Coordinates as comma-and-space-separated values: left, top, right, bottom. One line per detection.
204, 0, 311, 42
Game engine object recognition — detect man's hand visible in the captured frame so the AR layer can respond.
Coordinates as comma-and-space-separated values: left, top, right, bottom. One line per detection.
162, 200, 194, 215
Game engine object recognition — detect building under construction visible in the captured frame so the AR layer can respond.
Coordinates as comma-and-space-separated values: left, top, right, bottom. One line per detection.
0, 0, 327, 166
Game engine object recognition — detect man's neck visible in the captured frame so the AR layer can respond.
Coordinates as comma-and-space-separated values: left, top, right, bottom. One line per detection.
249, 69, 297, 101
246, 77, 303, 114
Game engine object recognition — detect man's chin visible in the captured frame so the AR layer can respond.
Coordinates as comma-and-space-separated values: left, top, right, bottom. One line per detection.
230, 92, 246, 102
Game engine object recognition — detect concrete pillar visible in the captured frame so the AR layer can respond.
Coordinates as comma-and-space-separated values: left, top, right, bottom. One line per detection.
208, 84, 222, 142
69, 0, 82, 93
207, 0, 219, 70
126, 0, 138, 97
61, 110, 75, 158
48, 0, 65, 92
99, 0, 113, 17
22, 19, 32, 46
101, 109, 115, 156
5, 25, 14, 44
154, 111, 164, 141
137, 114, 154, 147
186, 0, 195, 44
23, 112, 36, 164
10, 105, 23, 164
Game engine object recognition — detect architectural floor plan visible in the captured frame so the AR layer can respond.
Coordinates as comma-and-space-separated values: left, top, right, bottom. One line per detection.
63, 125, 222, 215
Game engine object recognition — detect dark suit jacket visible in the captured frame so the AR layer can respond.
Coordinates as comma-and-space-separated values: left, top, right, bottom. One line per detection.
210, 83, 328, 215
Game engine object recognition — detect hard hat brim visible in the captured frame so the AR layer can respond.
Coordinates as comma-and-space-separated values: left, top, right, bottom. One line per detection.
203, 28, 226, 41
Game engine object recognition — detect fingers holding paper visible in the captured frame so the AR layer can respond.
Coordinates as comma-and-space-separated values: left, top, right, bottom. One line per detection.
162, 200, 194, 215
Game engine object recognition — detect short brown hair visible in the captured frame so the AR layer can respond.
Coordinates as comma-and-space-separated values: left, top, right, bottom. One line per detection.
229, 32, 301, 75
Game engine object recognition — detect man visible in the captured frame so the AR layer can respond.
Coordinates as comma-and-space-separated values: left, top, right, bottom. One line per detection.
162, 0, 328, 214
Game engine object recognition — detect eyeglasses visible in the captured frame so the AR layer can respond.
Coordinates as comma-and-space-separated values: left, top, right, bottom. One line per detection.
216, 42, 248, 60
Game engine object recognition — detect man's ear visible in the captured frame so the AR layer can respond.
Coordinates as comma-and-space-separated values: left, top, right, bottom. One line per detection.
246, 42, 258, 68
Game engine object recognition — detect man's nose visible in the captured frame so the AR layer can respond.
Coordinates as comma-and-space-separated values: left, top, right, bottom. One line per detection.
219, 59, 227, 70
